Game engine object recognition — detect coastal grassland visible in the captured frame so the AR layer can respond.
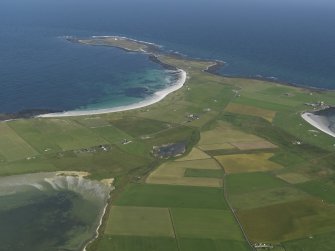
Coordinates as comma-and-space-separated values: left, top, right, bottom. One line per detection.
237, 199, 335, 242
47, 146, 151, 180
8, 118, 108, 152
225, 103, 277, 122
274, 110, 335, 151
143, 125, 199, 149
231, 96, 294, 112
111, 117, 173, 137
0, 123, 38, 161
223, 78, 314, 108
0, 161, 57, 177
105, 206, 175, 237
79, 37, 148, 52
157, 55, 214, 72
0, 142, 152, 178
114, 184, 229, 210
215, 153, 283, 173
90, 125, 133, 145
74, 116, 111, 128
97, 236, 178, 251
171, 208, 244, 240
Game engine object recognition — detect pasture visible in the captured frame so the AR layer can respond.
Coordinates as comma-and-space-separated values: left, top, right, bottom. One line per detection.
178, 238, 250, 251
97, 236, 178, 251
237, 199, 335, 242
283, 231, 335, 251
229, 186, 309, 209
226, 172, 287, 195
296, 180, 335, 204
9, 118, 108, 152
0, 123, 38, 161
171, 208, 244, 240
114, 184, 229, 209
225, 103, 276, 122
105, 206, 175, 237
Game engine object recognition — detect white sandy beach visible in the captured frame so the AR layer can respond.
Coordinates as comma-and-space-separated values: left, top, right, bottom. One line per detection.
38, 69, 187, 118
301, 112, 335, 138
82, 182, 114, 251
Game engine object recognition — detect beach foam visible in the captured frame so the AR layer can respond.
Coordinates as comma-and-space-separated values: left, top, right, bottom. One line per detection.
38, 69, 187, 118
301, 112, 335, 138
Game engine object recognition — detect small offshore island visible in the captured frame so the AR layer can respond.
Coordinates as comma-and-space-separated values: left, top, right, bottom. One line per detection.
1, 36, 335, 251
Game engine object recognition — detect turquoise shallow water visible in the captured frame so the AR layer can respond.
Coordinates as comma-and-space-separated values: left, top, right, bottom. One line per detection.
0, 173, 111, 251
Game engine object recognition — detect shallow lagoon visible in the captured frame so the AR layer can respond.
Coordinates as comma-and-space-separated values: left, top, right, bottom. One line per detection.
0, 173, 111, 251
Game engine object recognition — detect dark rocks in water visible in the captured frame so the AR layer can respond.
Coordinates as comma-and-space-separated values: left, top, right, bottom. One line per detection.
148, 55, 178, 71
314, 106, 335, 132
314, 106, 335, 116
0, 109, 62, 121
152, 142, 186, 159
124, 87, 154, 98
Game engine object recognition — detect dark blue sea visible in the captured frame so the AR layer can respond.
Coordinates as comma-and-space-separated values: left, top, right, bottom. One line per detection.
1, 0, 335, 114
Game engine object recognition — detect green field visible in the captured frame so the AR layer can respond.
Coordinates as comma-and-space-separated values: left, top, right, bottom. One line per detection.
178, 238, 250, 251
97, 236, 178, 251
114, 184, 229, 209
9, 118, 108, 152
226, 172, 288, 194
238, 199, 335, 242
229, 186, 309, 209
283, 231, 335, 251
0, 123, 38, 161
171, 208, 244, 240
106, 206, 175, 237
296, 180, 335, 204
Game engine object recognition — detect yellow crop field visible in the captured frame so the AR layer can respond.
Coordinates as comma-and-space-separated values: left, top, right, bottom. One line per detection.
215, 153, 283, 173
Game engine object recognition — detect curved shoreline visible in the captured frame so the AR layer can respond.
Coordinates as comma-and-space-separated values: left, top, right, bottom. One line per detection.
38, 69, 187, 118
301, 112, 335, 138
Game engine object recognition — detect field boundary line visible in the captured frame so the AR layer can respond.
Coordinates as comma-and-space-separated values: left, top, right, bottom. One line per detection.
213, 157, 256, 250
168, 208, 181, 251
